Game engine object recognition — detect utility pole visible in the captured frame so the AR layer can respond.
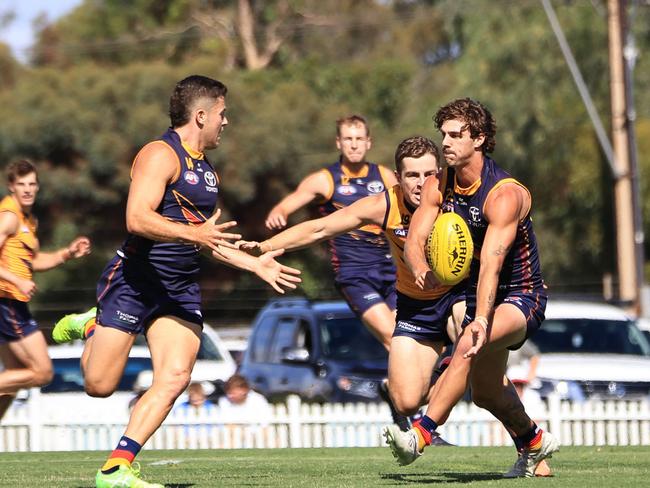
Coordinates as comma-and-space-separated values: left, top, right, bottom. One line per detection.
608, 0, 639, 313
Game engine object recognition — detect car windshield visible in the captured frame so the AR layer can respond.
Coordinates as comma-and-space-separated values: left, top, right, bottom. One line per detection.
534, 318, 650, 356
319, 315, 387, 361
42, 357, 153, 393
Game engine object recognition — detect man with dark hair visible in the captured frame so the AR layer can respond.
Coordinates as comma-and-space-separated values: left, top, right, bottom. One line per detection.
52, 75, 301, 488
0, 160, 90, 421
241, 136, 461, 440
265, 115, 398, 349
386, 98, 558, 477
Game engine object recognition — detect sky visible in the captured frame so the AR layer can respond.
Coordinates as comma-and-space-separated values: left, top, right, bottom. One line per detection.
0, 0, 82, 62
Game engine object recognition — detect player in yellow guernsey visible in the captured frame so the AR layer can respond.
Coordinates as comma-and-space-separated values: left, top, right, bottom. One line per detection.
240, 136, 463, 429
0, 160, 90, 421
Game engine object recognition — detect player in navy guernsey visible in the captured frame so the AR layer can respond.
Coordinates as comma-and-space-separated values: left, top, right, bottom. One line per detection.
52, 76, 301, 488
266, 115, 398, 349
395, 99, 558, 477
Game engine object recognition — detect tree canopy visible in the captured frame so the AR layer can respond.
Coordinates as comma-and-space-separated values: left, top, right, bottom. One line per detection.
0, 0, 648, 320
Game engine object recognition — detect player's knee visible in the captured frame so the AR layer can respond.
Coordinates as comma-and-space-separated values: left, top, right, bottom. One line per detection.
391, 393, 422, 417
154, 368, 192, 399
32, 365, 54, 387
85, 377, 118, 398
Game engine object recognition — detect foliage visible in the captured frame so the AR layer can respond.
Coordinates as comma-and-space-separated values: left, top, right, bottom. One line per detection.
1, 0, 649, 314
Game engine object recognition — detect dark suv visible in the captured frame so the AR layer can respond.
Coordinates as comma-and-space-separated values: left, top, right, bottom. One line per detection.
239, 298, 388, 403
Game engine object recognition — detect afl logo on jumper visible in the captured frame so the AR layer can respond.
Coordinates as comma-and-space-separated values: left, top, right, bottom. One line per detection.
469, 206, 480, 222
184, 171, 199, 185
337, 185, 357, 196
204, 172, 217, 187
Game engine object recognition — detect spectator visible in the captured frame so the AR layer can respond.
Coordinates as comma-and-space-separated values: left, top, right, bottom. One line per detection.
175, 382, 216, 415
219, 374, 271, 420
219, 374, 273, 446
507, 340, 541, 387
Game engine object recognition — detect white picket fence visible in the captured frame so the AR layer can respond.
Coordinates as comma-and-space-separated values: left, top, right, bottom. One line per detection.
1, 389, 650, 452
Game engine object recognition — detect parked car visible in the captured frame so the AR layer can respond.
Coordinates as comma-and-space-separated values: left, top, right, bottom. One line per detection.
239, 298, 388, 403
532, 300, 650, 400
12, 323, 236, 418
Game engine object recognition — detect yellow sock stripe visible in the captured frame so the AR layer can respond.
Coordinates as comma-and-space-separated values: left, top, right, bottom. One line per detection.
101, 457, 130, 472
414, 428, 427, 451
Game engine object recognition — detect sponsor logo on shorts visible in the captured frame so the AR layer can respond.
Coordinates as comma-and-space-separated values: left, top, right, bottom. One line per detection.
115, 310, 140, 325
337, 185, 357, 196
396, 320, 421, 332
184, 171, 199, 185
503, 296, 523, 306
363, 292, 380, 301
393, 228, 407, 237
366, 180, 385, 193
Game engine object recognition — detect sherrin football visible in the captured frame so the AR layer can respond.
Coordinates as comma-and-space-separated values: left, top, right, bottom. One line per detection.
425, 212, 473, 285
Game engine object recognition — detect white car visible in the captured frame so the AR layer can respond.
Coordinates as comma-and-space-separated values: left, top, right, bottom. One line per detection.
13, 323, 236, 420
531, 300, 650, 401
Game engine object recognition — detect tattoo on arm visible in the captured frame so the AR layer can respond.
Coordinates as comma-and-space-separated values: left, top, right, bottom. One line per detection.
492, 243, 509, 256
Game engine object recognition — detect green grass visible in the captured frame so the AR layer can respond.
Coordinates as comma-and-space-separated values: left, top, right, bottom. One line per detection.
0, 446, 648, 487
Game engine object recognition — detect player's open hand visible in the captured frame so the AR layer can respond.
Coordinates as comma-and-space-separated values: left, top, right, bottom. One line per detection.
194, 209, 241, 252
265, 209, 288, 231
254, 248, 302, 294
463, 320, 488, 358
67, 236, 92, 258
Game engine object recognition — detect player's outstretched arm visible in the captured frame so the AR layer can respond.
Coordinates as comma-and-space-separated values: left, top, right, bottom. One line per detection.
404, 176, 442, 290
242, 193, 387, 255
464, 183, 526, 358
126, 143, 241, 251
265, 170, 331, 230
210, 246, 301, 294
32, 236, 92, 271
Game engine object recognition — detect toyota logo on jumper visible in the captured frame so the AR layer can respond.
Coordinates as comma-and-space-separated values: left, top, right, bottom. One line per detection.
204, 172, 217, 186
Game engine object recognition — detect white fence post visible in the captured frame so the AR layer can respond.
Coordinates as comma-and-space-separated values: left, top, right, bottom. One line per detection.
547, 394, 562, 444
27, 387, 42, 452
286, 395, 302, 448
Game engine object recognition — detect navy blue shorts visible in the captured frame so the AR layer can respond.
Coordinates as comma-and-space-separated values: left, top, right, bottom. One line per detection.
463, 287, 547, 350
0, 297, 39, 344
335, 261, 397, 317
96, 254, 204, 334
393, 286, 466, 344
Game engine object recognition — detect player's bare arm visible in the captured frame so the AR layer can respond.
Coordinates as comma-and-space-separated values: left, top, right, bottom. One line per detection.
464, 183, 526, 358
265, 170, 331, 230
244, 193, 387, 255
32, 236, 92, 271
126, 143, 240, 252
210, 246, 301, 294
0, 211, 35, 297
404, 176, 442, 290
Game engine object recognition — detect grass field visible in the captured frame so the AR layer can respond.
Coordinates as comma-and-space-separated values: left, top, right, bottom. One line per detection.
0, 445, 648, 487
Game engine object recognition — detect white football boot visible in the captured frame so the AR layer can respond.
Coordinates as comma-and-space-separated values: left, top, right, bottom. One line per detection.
503, 431, 559, 478
383, 424, 423, 466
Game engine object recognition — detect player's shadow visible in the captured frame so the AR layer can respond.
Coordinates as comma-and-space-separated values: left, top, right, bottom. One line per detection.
381, 471, 504, 484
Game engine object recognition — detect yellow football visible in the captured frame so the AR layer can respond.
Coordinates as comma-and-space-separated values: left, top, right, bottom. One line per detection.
425, 212, 473, 285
